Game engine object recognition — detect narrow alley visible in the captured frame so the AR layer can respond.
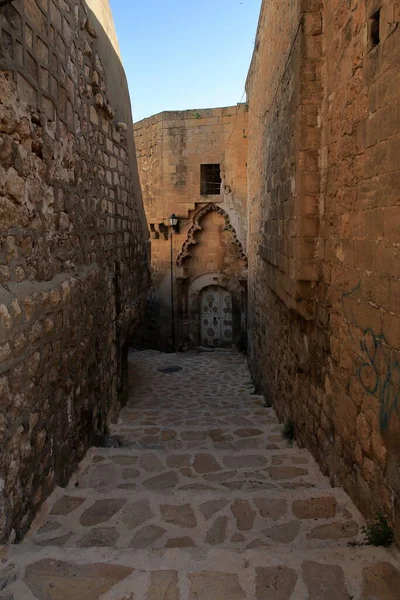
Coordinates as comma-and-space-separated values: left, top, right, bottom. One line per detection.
1, 350, 399, 599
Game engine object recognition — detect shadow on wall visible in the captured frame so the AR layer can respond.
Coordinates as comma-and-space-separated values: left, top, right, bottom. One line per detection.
0, 0, 149, 542
132, 288, 173, 352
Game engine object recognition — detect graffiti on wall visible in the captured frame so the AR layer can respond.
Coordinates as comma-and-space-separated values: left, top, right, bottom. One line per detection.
342, 283, 400, 432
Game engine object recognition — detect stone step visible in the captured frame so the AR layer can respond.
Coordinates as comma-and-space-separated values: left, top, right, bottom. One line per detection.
124, 396, 268, 410
111, 406, 284, 450
3, 543, 400, 599
23, 485, 365, 552
117, 404, 278, 423
109, 422, 289, 452
67, 447, 331, 494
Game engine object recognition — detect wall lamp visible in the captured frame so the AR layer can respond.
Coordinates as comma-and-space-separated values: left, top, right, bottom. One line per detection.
169, 213, 179, 234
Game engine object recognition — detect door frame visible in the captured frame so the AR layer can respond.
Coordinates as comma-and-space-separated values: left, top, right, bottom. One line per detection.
183, 272, 246, 350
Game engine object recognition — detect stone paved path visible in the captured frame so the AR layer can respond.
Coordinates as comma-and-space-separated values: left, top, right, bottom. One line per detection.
1, 350, 400, 598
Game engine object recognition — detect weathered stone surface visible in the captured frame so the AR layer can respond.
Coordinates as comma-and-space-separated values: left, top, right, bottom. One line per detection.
193, 454, 221, 473
122, 468, 140, 480
292, 456, 308, 465
165, 536, 196, 548
189, 572, 246, 599
223, 455, 268, 468
262, 520, 301, 543
130, 525, 166, 548
204, 471, 237, 482
268, 467, 308, 480
76, 527, 119, 547
167, 455, 191, 468
37, 521, 62, 535
255, 566, 297, 600
182, 431, 206, 441
292, 497, 337, 520
231, 499, 256, 531
35, 533, 73, 547
134, 107, 248, 353
230, 416, 255, 428
180, 483, 215, 491
210, 430, 233, 442
308, 520, 359, 540
140, 454, 164, 472
143, 471, 179, 489
161, 504, 197, 528
79, 499, 126, 527
121, 500, 154, 530
254, 498, 287, 520
111, 455, 138, 465
92, 456, 106, 463
247, 538, 266, 549
302, 561, 349, 599
118, 483, 137, 490
246, 0, 400, 548
50, 496, 85, 516
180, 468, 193, 477
146, 570, 179, 600
234, 428, 263, 437
24, 559, 133, 600
1, 350, 399, 596
199, 499, 229, 521
0, 0, 150, 542
361, 562, 400, 599
205, 516, 228, 544
161, 430, 177, 441
84, 464, 118, 491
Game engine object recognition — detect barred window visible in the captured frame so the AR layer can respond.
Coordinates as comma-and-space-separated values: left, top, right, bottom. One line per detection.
200, 164, 221, 195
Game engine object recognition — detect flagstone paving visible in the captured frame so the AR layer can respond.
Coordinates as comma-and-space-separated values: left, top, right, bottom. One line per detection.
1, 350, 400, 598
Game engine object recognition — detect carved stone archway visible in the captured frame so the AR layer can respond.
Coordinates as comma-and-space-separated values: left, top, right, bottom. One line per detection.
176, 203, 248, 268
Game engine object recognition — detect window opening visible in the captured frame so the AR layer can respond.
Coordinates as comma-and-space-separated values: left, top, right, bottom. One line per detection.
370, 9, 381, 48
200, 164, 221, 195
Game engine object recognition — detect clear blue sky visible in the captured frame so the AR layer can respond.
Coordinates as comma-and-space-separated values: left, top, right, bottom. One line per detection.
109, 0, 262, 122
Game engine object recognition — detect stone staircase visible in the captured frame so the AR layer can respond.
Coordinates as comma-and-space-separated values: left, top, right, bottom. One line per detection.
1, 350, 399, 599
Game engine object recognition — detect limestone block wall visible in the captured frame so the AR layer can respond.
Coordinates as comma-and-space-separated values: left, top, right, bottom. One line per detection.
134, 107, 248, 246
133, 108, 248, 351
0, 0, 149, 541
247, 0, 400, 543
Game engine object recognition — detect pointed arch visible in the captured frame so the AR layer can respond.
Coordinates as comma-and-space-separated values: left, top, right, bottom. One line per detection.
176, 203, 248, 268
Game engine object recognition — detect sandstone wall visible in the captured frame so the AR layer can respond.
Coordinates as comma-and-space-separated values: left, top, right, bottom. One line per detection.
247, 0, 400, 542
133, 108, 248, 351
0, 0, 149, 541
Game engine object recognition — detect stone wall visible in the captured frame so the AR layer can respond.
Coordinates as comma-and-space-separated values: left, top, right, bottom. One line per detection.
0, 0, 149, 541
133, 107, 248, 351
247, 0, 400, 543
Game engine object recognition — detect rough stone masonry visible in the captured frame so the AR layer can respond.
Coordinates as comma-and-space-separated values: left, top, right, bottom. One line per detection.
247, 0, 400, 544
0, 0, 149, 542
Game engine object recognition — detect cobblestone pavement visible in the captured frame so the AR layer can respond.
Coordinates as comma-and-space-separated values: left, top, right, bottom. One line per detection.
1, 350, 400, 598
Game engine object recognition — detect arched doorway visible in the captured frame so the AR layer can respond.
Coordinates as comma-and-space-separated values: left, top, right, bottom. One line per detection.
200, 285, 233, 348
177, 273, 246, 350
175, 203, 248, 351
